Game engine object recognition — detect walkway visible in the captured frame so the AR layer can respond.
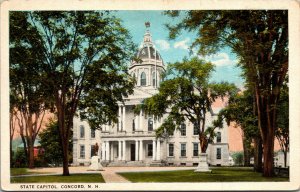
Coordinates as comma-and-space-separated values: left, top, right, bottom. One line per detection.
16, 166, 194, 183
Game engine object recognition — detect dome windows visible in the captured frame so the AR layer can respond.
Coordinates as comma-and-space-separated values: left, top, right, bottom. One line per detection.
140, 72, 146, 86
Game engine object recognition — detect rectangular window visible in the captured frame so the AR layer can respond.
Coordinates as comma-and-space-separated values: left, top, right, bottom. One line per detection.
193, 143, 199, 156
148, 144, 153, 157
91, 129, 95, 138
168, 143, 174, 157
181, 143, 186, 157
80, 125, 85, 138
217, 148, 221, 159
90, 145, 95, 157
80, 145, 85, 159
193, 122, 199, 135
216, 132, 221, 143
181, 124, 186, 136
132, 119, 135, 131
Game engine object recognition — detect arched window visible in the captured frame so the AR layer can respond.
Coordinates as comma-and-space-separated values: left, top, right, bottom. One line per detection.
148, 118, 153, 131
80, 125, 85, 138
152, 72, 156, 86
141, 72, 146, 86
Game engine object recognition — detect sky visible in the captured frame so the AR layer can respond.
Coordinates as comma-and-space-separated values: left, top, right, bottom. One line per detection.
114, 10, 245, 88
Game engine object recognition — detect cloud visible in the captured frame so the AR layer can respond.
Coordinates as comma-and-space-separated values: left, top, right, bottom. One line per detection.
205, 52, 238, 66
173, 38, 190, 50
155, 40, 170, 50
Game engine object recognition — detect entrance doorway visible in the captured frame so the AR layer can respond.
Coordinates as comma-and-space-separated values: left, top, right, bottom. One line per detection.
130, 144, 135, 161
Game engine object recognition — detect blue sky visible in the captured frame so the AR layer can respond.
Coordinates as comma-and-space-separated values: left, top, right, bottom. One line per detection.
114, 11, 244, 88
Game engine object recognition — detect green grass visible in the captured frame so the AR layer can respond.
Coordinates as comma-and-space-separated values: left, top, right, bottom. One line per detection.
118, 167, 289, 182
11, 174, 105, 183
10, 168, 50, 176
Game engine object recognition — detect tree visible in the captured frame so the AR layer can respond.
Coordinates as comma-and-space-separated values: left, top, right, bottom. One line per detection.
275, 78, 289, 167
136, 57, 236, 163
165, 10, 288, 176
10, 11, 135, 175
213, 89, 261, 169
10, 12, 52, 168
39, 119, 72, 167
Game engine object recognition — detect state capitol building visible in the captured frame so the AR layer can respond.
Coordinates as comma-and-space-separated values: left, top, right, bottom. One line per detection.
73, 24, 231, 167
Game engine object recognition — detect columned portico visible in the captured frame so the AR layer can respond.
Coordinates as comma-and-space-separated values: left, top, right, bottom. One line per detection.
122, 140, 126, 161
135, 140, 139, 161
105, 141, 110, 161
117, 141, 121, 160
139, 110, 143, 131
118, 106, 121, 131
139, 140, 143, 161
152, 140, 156, 161
122, 105, 126, 131
157, 139, 161, 160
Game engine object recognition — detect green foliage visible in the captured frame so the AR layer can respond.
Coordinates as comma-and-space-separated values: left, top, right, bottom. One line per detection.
12, 149, 27, 168
231, 152, 244, 166
164, 11, 288, 176
136, 57, 237, 152
38, 119, 72, 166
10, 11, 136, 174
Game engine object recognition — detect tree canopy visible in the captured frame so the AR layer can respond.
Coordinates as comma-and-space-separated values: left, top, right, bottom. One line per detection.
165, 10, 288, 177
10, 11, 136, 175
136, 57, 236, 153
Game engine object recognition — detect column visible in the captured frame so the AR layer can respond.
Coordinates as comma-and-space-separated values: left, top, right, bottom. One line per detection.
105, 141, 110, 161
139, 110, 143, 131
122, 140, 126, 161
118, 141, 121, 160
122, 105, 126, 131
118, 106, 122, 131
101, 142, 105, 161
111, 143, 114, 161
157, 140, 161, 160
152, 140, 156, 161
135, 140, 139, 161
139, 140, 143, 161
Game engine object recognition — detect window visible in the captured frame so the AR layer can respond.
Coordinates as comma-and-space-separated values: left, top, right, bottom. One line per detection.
148, 144, 153, 156
217, 148, 221, 159
91, 128, 95, 138
80, 145, 85, 159
148, 118, 153, 131
180, 123, 186, 136
152, 72, 156, 86
132, 119, 135, 131
168, 143, 174, 157
216, 132, 221, 143
80, 125, 85, 138
90, 145, 95, 157
193, 122, 199, 135
181, 143, 186, 157
193, 143, 199, 156
140, 72, 146, 86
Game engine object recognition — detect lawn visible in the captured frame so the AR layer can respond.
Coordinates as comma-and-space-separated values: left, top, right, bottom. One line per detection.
118, 167, 289, 182
11, 174, 105, 183
11, 168, 51, 176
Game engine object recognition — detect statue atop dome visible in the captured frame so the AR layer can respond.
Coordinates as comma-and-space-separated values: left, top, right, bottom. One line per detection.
145, 21, 150, 28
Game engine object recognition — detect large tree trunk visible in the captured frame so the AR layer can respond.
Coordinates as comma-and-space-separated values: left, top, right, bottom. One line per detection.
255, 85, 278, 177
27, 140, 35, 169
253, 137, 263, 172
283, 150, 287, 168
242, 137, 251, 167
56, 92, 70, 176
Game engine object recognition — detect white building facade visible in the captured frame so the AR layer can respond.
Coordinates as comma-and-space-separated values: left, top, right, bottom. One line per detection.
73, 25, 231, 167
